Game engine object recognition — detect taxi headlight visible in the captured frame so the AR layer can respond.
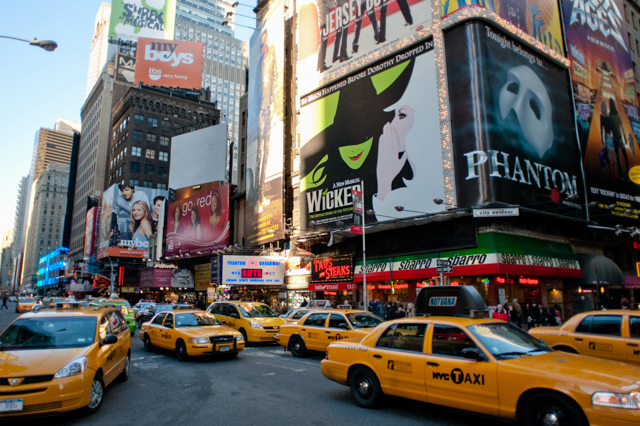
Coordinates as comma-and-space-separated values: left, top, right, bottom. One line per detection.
54, 357, 88, 378
235, 334, 244, 341
249, 321, 263, 330
187, 338, 209, 344
592, 392, 639, 409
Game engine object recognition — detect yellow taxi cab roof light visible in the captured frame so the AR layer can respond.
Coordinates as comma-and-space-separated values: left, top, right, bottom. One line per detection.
415, 285, 488, 318
55, 301, 82, 309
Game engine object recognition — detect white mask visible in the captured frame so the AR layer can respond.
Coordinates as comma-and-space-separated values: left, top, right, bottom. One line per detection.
499, 65, 553, 158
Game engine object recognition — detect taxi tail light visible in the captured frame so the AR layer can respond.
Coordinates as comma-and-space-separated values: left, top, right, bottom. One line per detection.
326, 347, 330, 360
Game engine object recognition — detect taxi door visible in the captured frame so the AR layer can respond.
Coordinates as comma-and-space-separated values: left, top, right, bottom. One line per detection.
108, 310, 129, 372
625, 315, 640, 365
425, 323, 499, 416
574, 314, 626, 362
97, 314, 120, 384
326, 314, 355, 345
367, 323, 427, 402
161, 314, 177, 349
148, 313, 167, 347
299, 312, 329, 351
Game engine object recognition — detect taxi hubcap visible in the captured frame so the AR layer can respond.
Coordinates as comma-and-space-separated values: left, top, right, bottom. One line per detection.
542, 413, 559, 426
89, 380, 103, 408
294, 342, 301, 351
358, 378, 371, 397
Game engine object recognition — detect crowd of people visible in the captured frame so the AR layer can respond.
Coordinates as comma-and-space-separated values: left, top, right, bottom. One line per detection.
368, 299, 415, 320
491, 299, 564, 329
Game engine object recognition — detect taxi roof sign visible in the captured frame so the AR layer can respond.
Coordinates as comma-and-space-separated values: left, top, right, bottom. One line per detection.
56, 301, 82, 309
416, 286, 487, 317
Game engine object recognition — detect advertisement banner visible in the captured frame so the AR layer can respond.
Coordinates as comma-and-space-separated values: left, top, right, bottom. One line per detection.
165, 182, 230, 258
171, 269, 194, 288
220, 255, 285, 286
116, 52, 136, 83
299, 38, 445, 231
297, 0, 433, 94
211, 257, 220, 284
134, 38, 203, 90
311, 254, 355, 283
194, 263, 211, 290
440, 0, 564, 55
139, 268, 172, 288
97, 184, 169, 259
563, 0, 640, 224
446, 21, 585, 218
108, 0, 176, 42
245, 0, 285, 246
83, 207, 98, 258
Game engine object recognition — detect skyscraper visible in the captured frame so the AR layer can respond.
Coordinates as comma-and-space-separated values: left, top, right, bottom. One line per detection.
85, 3, 112, 98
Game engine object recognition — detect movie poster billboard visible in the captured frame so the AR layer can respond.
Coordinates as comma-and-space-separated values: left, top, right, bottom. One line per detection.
297, 0, 433, 94
109, 0, 176, 42
134, 38, 204, 90
245, 0, 285, 246
166, 182, 230, 258
299, 38, 445, 232
563, 0, 640, 224
446, 21, 584, 217
97, 184, 169, 259
440, 0, 564, 55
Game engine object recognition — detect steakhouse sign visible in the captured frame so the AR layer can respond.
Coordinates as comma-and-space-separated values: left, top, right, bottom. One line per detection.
311, 254, 354, 283
134, 38, 204, 90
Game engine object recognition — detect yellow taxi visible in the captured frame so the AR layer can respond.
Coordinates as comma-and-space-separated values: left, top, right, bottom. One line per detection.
0, 301, 131, 416
139, 310, 244, 361
15, 297, 36, 313
529, 310, 640, 365
206, 301, 285, 343
280, 308, 313, 323
321, 287, 640, 426
275, 309, 384, 357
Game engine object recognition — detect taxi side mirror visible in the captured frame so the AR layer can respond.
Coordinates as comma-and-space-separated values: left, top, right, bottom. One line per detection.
220, 320, 226, 324
230, 313, 239, 319
104, 334, 118, 345
338, 323, 350, 330
461, 347, 480, 360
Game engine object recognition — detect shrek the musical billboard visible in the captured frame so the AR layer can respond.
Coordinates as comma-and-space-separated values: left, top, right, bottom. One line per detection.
299, 37, 446, 231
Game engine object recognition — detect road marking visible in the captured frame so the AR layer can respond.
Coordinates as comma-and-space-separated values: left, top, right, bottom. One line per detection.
263, 373, 276, 376
131, 357, 145, 361
242, 350, 319, 366
134, 362, 159, 370
253, 361, 306, 372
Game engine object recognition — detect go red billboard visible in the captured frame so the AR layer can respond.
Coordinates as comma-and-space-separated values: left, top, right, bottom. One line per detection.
134, 37, 203, 90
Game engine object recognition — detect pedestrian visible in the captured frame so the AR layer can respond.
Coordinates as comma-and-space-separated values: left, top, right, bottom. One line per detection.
512, 298, 523, 327
621, 295, 630, 310
396, 303, 405, 318
279, 301, 287, 315
300, 297, 308, 307
507, 303, 520, 327
527, 302, 540, 328
1, 293, 7, 310
492, 304, 508, 321
385, 302, 396, 320
375, 300, 385, 318
406, 302, 415, 317
540, 307, 554, 327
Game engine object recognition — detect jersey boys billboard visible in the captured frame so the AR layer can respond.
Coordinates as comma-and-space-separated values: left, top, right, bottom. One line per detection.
446, 21, 584, 218
299, 38, 445, 231
134, 38, 204, 89
109, 0, 176, 42
563, 0, 640, 224
297, 0, 433, 94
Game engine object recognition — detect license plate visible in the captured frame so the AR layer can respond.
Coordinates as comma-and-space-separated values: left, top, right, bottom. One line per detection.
218, 345, 230, 352
0, 399, 23, 412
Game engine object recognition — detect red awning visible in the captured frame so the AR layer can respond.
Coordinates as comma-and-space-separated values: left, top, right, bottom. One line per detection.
623, 275, 640, 289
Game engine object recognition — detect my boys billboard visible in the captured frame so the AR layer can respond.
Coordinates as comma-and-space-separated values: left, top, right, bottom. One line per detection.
134, 38, 204, 90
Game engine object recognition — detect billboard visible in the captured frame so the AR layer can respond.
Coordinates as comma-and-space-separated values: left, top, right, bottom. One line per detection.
83, 207, 98, 258
169, 124, 228, 189
165, 182, 230, 258
298, 38, 445, 231
563, 0, 640, 224
108, 0, 176, 42
439, 0, 564, 55
194, 263, 211, 290
171, 269, 194, 288
116, 52, 136, 83
97, 184, 169, 259
245, 0, 285, 246
134, 38, 204, 90
310, 255, 354, 283
446, 21, 584, 218
219, 255, 285, 286
297, 0, 433, 94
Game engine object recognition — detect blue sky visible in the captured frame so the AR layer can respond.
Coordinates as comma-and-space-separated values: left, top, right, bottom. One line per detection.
0, 1, 255, 241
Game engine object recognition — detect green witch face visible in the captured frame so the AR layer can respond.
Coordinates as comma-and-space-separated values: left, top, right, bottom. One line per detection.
339, 138, 373, 170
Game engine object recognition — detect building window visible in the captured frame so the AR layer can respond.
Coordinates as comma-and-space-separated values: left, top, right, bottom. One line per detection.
147, 133, 157, 143
132, 146, 142, 156
129, 178, 139, 186
133, 130, 143, 141
148, 117, 158, 128
161, 120, 171, 131
146, 149, 155, 159
158, 167, 168, 177
143, 181, 154, 188
160, 136, 170, 146
135, 114, 144, 125
159, 151, 169, 161
131, 162, 141, 173
157, 183, 167, 190
145, 164, 155, 175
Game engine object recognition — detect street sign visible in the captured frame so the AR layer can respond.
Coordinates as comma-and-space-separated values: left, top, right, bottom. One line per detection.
105, 262, 119, 268
436, 266, 453, 273
437, 260, 451, 267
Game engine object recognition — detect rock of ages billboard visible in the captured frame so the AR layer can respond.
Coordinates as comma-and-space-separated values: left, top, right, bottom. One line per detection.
446, 21, 585, 218
299, 38, 446, 232
563, 0, 640, 224
297, 0, 433, 94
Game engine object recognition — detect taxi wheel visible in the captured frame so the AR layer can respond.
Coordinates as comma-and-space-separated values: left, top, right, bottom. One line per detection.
239, 328, 248, 343
349, 366, 383, 408
290, 336, 307, 358
176, 340, 189, 362
521, 392, 586, 426
118, 353, 131, 382
83, 374, 105, 415
143, 334, 153, 352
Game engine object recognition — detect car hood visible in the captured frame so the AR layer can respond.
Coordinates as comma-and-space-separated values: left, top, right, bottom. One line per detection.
244, 316, 285, 326
503, 351, 640, 390
176, 325, 241, 337
0, 346, 92, 377
528, 326, 562, 335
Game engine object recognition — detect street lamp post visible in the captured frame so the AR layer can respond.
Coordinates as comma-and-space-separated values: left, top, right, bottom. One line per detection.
0, 35, 57, 51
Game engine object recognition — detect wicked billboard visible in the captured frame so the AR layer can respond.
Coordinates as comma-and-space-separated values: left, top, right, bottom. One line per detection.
446, 21, 585, 219
299, 38, 446, 232
563, 0, 640, 224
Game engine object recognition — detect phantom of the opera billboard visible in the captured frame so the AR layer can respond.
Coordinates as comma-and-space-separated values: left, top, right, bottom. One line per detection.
297, 0, 433, 94
446, 21, 585, 218
299, 38, 445, 231
165, 182, 231, 258
440, 0, 564, 55
564, 0, 640, 224
245, 0, 285, 246
109, 0, 176, 42
97, 184, 169, 259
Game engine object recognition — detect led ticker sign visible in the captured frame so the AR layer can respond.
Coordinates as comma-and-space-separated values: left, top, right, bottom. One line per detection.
241, 269, 263, 279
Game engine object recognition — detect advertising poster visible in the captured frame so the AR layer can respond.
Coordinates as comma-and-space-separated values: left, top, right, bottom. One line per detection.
83, 207, 98, 259
563, 0, 640, 224
116, 52, 136, 83
297, 0, 433, 94
109, 0, 176, 42
134, 38, 204, 90
194, 263, 211, 290
171, 269, 194, 288
446, 21, 584, 218
439, 0, 564, 55
220, 255, 285, 286
97, 184, 169, 259
165, 182, 230, 258
245, 0, 285, 246
299, 38, 445, 232
311, 254, 355, 283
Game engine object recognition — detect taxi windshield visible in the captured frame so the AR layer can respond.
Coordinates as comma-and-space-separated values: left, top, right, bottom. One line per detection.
240, 304, 278, 318
0, 317, 97, 351
176, 312, 221, 327
346, 312, 384, 329
467, 323, 551, 359
19, 298, 35, 303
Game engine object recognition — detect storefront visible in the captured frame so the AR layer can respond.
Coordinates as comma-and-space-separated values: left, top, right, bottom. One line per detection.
284, 257, 311, 308
309, 254, 361, 307
139, 267, 195, 303
574, 254, 624, 313
218, 254, 285, 310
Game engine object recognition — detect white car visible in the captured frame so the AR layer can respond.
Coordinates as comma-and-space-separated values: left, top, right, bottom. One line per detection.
9, 296, 16, 302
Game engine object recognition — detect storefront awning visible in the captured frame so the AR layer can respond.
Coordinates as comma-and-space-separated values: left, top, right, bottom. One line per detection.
623, 274, 640, 289
577, 254, 623, 286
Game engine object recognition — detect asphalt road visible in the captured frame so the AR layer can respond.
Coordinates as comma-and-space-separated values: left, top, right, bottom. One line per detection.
0, 304, 512, 426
